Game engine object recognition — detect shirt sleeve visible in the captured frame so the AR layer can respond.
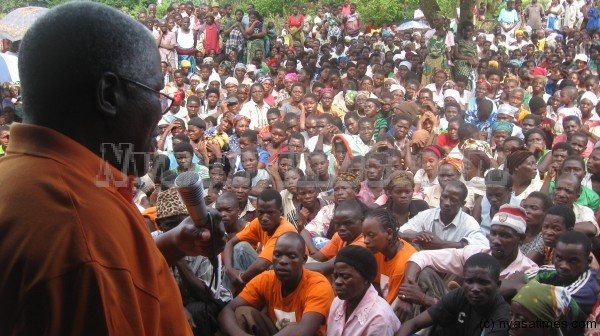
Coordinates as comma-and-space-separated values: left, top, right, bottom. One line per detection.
302, 274, 335, 317
235, 219, 261, 245
398, 210, 427, 233
239, 272, 268, 309
409, 246, 484, 277
319, 234, 342, 260
463, 228, 490, 247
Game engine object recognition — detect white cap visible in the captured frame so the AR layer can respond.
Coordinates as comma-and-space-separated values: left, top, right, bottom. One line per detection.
574, 54, 589, 63
413, 9, 424, 20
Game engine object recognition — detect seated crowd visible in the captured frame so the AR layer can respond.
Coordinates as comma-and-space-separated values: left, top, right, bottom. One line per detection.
3, 0, 600, 335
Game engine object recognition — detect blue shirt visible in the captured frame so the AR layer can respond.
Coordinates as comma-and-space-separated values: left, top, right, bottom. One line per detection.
464, 97, 498, 133
498, 8, 519, 23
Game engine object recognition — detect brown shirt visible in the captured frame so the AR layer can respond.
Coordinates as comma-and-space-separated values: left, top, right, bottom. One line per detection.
0, 124, 191, 335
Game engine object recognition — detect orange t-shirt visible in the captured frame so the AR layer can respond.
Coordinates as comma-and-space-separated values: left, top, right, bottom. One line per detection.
374, 239, 418, 303
235, 217, 298, 261
239, 269, 334, 335
319, 233, 366, 260
0, 124, 191, 334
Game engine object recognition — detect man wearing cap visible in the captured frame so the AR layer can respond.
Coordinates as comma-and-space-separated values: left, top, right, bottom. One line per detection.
219, 232, 334, 335
394, 205, 538, 321
474, 169, 523, 237
153, 189, 231, 335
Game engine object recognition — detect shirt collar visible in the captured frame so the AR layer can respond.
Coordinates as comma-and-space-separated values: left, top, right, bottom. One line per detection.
7, 123, 133, 197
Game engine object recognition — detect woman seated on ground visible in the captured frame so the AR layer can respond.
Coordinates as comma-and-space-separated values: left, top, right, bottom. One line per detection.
519, 192, 552, 266
380, 171, 430, 227
327, 245, 401, 336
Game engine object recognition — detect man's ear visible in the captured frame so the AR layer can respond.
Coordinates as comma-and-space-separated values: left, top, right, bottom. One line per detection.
97, 72, 120, 118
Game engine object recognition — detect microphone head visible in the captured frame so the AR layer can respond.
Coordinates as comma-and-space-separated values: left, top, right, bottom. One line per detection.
174, 171, 204, 206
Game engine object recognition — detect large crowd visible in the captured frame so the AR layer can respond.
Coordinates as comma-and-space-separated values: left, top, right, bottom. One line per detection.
2, 0, 600, 335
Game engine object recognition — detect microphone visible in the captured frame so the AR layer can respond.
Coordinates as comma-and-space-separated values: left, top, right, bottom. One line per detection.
175, 171, 220, 293
174, 171, 208, 228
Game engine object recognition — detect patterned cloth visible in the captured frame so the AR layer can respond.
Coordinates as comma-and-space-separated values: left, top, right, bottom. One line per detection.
513, 280, 581, 333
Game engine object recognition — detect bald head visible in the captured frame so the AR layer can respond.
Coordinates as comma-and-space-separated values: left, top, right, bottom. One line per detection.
20, 2, 160, 124
215, 192, 239, 209
276, 232, 306, 255
19, 3, 163, 177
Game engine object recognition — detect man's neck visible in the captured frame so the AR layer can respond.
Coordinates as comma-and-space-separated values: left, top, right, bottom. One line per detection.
498, 251, 518, 270
281, 271, 303, 297
439, 210, 456, 226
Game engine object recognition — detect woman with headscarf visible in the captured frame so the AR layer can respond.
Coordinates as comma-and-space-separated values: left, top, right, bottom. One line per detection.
245, 10, 266, 65
413, 145, 445, 192
511, 281, 581, 336
453, 22, 478, 90
275, 72, 298, 106
328, 245, 401, 336
331, 134, 369, 173
423, 157, 474, 210
506, 149, 543, 201
380, 171, 430, 227
421, 12, 454, 86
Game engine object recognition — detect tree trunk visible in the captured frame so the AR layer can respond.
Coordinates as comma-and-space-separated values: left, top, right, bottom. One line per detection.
459, 0, 475, 26
420, 0, 441, 25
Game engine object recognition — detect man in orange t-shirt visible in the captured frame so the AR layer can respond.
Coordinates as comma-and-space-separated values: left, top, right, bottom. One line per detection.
224, 189, 298, 292
219, 232, 334, 335
306, 200, 368, 276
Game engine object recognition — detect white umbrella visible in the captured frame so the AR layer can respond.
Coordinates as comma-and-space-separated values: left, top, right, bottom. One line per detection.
397, 21, 431, 31
0, 6, 49, 41
0, 53, 19, 83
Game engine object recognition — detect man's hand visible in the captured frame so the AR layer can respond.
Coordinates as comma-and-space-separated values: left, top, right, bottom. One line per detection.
392, 298, 414, 322
414, 231, 447, 250
162, 209, 226, 261
398, 278, 426, 305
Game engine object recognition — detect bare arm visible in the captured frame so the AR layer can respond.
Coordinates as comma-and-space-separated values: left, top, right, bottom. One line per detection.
218, 297, 254, 336
305, 256, 336, 275
394, 310, 434, 336
176, 259, 213, 301
472, 196, 482, 223
275, 312, 325, 336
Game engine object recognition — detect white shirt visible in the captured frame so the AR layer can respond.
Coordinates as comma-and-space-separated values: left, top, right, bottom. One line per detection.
399, 208, 489, 246
414, 169, 439, 188
573, 203, 600, 236
239, 100, 271, 130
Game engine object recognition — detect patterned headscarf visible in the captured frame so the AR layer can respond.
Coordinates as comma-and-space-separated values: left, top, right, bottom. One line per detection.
233, 114, 250, 126
156, 188, 188, 219
491, 121, 514, 134
356, 91, 370, 100
344, 90, 357, 106
512, 280, 581, 325
258, 75, 273, 84
388, 171, 415, 189
506, 150, 534, 175
460, 139, 493, 158
335, 172, 360, 191
284, 73, 299, 82
440, 156, 463, 174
